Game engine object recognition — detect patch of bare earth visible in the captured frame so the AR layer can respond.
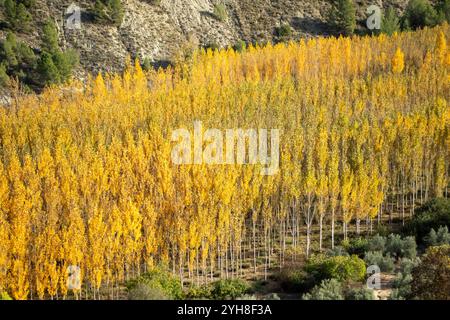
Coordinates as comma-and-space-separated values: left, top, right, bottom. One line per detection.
373, 273, 396, 300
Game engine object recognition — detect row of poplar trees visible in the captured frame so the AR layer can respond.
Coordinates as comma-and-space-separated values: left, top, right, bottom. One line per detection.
0, 25, 449, 299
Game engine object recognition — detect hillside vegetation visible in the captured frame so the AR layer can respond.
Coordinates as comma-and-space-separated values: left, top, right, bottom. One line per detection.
0, 24, 448, 299
4, 0, 450, 93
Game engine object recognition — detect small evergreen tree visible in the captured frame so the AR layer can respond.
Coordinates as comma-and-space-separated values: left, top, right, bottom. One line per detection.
233, 40, 247, 52
41, 20, 59, 53
424, 226, 450, 246
4, 0, 17, 25
275, 24, 293, 42
1, 32, 19, 67
435, 0, 450, 23
110, 0, 124, 26
38, 52, 60, 84
37, 20, 78, 85
0, 63, 10, 87
93, 0, 108, 22
346, 287, 375, 300
93, 0, 124, 26
302, 279, 344, 300
381, 8, 401, 35
15, 3, 32, 31
328, 0, 356, 36
0, 32, 36, 83
2, 0, 33, 32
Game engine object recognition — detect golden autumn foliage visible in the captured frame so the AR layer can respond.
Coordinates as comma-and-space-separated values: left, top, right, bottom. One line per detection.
392, 48, 405, 74
0, 26, 449, 299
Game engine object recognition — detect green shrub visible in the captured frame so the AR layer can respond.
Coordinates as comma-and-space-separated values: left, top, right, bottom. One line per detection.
326, 246, 349, 257
128, 283, 169, 300
435, 0, 450, 23
389, 288, 407, 300
346, 287, 375, 300
1, 32, 18, 67
185, 284, 212, 300
38, 52, 60, 84
41, 20, 59, 53
389, 272, 413, 300
93, 0, 124, 26
0, 32, 36, 69
141, 57, 153, 71
402, 0, 439, 30
275, 24, 292, 40
367, 234, 386, 252
3, 0, 33, 32
213, 3, 227, 22
424, 226, 450, 246
0, 63, 10, 87
385, 234, 403, 258
211, 279, 250, 300
302, 279, 344, 300
411, 245, 450, 300
210, 279, 250, 300
126, 266, 183, 300
404, 198, 450, 243
375, 224, 390, 237
185, 279, 251, 300
393, 272, 413, 289
381, 7, 401, 35
204, 42, 220, 51
0, 32, 36, 83
53, 50, 78, 80
385, 234, 417, 259
306, 254, 366, 282
38, 20, 79, 85
233, 40, 246, 52
399, 257, 420, 275
346, 237, 369, 257
328, 0, 356, 36
278, 268, 317, 293
364, 251, 395, 272
110, 0, 124, 25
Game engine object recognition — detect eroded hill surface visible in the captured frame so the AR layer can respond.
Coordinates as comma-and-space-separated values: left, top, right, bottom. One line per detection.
0, 0, 409, 76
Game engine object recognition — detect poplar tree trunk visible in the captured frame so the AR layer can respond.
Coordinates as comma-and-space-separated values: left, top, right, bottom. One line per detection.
331, 207, 335, 249
319, 215, 323, 252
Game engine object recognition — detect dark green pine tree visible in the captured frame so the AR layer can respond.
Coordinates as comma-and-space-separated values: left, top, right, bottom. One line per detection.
329, 0, 357, 36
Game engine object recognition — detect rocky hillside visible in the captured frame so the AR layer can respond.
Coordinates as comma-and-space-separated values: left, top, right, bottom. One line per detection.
1, 0, 410, 77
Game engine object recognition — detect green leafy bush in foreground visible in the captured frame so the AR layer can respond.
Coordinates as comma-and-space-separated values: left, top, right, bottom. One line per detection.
364, 251, 395, 272
404, 198, 450, 242
277, 268, 317, 293
128, 283, 168, 300
126, 266, 183, 300
342, 237, 369, 257
185, 279, 250, 300
367, 234, 386, 252
302, 279, 344, 300
306, 254, 366, 282
346, 287, 375, 300
385, 234, 417, 259
210, 279, 250, 300
423, 226, 450, 247
411, 245, 450, 300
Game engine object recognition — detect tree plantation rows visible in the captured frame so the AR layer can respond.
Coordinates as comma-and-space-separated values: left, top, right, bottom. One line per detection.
0, 26, 449, 300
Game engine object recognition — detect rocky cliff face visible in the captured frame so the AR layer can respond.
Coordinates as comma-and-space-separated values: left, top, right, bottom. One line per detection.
1, 0, 409, 77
